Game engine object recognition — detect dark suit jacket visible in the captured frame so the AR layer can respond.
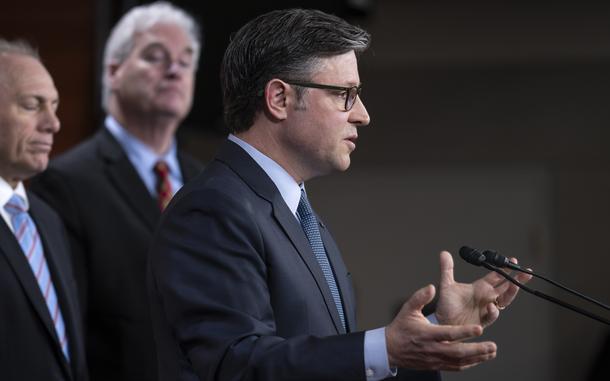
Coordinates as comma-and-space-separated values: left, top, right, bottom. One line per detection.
0, 191, 87, 381
148, 140, 440, 381
30, 128, 202, 381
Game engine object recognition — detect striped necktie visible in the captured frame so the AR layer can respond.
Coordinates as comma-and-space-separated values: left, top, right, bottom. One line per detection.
154, 160, 173, 210
4, 194, 70, 360
297, 190, 346, 331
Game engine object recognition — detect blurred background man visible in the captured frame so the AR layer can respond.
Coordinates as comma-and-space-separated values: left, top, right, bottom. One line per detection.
30, 2, 203, 380
0, 38, 87, 381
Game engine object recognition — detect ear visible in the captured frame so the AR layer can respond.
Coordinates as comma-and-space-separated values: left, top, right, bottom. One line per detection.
107, 61, 123, 90
263, 79, 290, 121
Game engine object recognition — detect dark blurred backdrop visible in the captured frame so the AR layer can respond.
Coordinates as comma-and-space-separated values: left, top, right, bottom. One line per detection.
2, 1, 609, 380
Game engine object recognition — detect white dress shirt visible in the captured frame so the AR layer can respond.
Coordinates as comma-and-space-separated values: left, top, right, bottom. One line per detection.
0, 178, 29, 233
105, 115, 183, 198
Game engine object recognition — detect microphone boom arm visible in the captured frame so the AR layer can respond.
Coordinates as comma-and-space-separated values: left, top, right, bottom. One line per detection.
482, 262, 610, 326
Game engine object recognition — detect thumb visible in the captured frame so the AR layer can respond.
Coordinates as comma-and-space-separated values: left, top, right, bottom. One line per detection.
405, 284, 436, 314
439, 250, 455, 287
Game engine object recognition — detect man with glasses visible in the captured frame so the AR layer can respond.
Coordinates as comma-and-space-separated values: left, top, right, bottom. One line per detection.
148, 8, 530, 381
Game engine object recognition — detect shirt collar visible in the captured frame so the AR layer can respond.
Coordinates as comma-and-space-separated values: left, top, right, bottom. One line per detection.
105, 115, 181, 181
0, 177, 29, 210
228, 134, 302, 217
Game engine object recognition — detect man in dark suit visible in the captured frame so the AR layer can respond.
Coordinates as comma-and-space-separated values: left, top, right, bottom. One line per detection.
149, 8, 531, 381
30, 3, 203, 381
0, 39, 87, 381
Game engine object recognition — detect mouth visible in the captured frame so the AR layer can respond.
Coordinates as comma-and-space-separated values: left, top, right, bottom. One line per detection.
158, 85, 184, 96
29, 141, 53, 152
344, 135, 358, 151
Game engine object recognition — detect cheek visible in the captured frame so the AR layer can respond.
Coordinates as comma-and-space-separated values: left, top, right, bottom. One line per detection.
120, 66, 158, 92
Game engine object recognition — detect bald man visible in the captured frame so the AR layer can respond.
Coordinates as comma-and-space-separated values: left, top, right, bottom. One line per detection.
0, 39, 87, 380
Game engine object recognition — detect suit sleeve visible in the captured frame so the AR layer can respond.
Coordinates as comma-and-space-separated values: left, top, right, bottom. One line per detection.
29, 168, 90, 321
150, 187, 366, 381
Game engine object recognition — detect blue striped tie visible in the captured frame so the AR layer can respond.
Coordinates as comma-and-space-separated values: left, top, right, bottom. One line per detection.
297, 190, 346, 331
4, 194, 70, 360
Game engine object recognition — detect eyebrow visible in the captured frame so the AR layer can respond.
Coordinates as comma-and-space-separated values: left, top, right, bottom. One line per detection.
19, 94, 59, 105
141, 42, 194, 56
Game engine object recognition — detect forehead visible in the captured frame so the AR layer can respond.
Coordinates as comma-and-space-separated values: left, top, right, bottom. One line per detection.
310, 51, 360, 85
133, 22, 193, 53
0, 54, 58, 100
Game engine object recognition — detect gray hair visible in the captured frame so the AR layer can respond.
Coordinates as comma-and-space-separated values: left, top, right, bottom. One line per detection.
0, 38, 39, 60
0, 39, 40, 86
221, 8, 370, 133
101, 1, 201, 110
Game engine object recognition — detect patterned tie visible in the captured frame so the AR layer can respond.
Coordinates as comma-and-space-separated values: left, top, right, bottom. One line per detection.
154, 160, 173, 210
4, 194, 70, 360
297, 190, 346, 331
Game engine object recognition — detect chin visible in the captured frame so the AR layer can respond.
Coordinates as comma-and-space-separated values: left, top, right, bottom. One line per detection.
335, 158, 352, 172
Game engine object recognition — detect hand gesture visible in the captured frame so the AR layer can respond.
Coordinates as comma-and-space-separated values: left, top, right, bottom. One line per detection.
435, 250, 532, 327
385, 284, 497, 371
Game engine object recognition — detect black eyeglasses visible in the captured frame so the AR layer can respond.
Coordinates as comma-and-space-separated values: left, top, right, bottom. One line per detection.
284, 80, 363, 111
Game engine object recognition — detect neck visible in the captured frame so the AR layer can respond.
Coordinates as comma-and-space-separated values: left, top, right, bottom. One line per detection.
236, 124, 313, 184
109, 104, 180, 155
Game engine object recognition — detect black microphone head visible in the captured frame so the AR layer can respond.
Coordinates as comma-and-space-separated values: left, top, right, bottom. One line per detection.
482, 250, 509, 267
459, 246, 486, 266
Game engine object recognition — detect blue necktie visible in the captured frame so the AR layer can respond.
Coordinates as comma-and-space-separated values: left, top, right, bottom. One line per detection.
4, 194, 70, 361
297, 190, 346, 331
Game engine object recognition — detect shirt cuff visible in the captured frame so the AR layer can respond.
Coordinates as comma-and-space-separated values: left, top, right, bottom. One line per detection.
364, 327, 397, 380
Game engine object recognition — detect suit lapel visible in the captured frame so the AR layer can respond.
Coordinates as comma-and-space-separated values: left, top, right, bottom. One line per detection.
217, 140, 347, 334
318, 222, 356, 332
28, 196, 77, 378
0, 209, 72, 378
97, 129, 160, 230
272, 200, 347, 334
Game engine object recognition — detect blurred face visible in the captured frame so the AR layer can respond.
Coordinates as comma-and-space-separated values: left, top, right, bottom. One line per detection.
282, 51, 370, 181
109, 22, 196, 120
0, 54, 60, 187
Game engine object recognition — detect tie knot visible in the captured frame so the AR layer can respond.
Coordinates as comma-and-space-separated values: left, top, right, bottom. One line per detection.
154, 160, 170, 177
4, 194, 27, 216
297, 190, 314, 219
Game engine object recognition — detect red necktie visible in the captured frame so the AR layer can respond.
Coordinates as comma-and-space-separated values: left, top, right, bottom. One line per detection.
154, 161, 173, 210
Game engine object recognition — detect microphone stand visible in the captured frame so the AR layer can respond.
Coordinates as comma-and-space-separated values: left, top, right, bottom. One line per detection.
482, 262, 610, 326
483, 251, 610, 311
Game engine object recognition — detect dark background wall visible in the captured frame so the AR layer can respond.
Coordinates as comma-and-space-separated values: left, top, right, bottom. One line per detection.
2, 1, 609, 380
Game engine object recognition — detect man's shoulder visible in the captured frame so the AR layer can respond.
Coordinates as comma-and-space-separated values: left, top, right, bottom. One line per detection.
47, 129, 114, 176
173, 158, 262, 212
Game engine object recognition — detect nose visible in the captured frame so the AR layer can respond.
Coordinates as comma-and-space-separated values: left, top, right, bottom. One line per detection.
165, 60, 184, 79
40, 107, 61, 133
348, 96, 370, 127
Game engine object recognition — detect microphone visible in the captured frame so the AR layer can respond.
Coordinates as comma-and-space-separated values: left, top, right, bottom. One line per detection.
481, 249, 522, 271
460, 246, 524, 271
460, 245, 610, 325
458, 246, 486, 266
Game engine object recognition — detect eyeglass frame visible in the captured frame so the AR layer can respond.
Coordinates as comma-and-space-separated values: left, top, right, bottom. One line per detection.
283, 80, 363, 111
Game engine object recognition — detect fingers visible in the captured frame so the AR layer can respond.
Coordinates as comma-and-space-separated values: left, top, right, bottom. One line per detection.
483, 270, 506, 286
437, 343, 498, 371
404, 284, 436, 314
426, 323, 483, 342
481, 302, 500, 327
495, 259, 533, 307
439, 251, 455, 287
391, 323, 498, 371
435, 340, 497, 364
